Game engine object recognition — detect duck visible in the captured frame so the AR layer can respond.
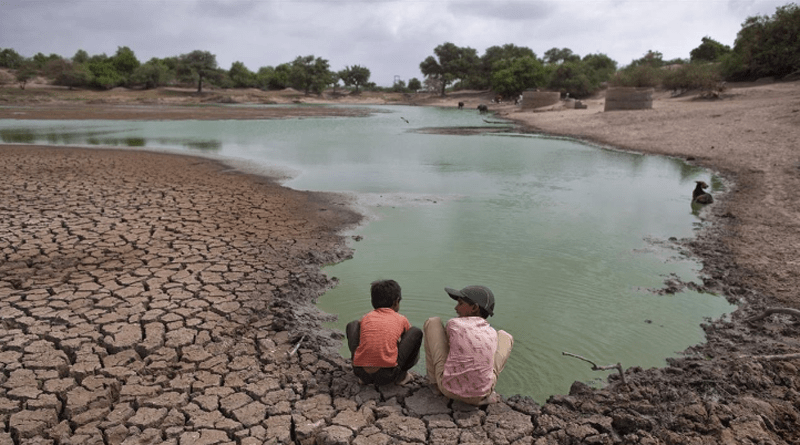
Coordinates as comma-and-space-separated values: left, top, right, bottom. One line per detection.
692, 181, 713, 204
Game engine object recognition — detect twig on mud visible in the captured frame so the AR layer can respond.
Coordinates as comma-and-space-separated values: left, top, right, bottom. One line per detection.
288, 334, 306, 357
745, 307, 800, 323
562, 352, 627, 386
738, 352, 800, 361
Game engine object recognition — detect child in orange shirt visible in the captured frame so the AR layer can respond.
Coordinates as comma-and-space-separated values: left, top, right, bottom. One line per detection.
346, 279, 423, 386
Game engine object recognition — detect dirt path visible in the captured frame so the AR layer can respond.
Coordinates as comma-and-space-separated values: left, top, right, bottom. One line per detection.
1, 83, 799, 443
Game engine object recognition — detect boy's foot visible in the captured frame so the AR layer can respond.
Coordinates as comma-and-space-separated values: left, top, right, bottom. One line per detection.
395, 372, 413, 386
429, 384, 442, 396
479, 391, 501, 405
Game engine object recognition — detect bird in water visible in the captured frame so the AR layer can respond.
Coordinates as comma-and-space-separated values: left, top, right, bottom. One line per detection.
400, 117, 409, 123
692, 181, 714, 204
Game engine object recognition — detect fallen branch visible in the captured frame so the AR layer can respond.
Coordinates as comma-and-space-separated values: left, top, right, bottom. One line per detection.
562, 352, 627, 385
288, 334, 306, 357
738, 353, 800, 361
745, 307, 800, 323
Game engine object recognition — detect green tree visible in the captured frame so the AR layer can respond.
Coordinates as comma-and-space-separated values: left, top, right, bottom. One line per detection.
0, 48, 24, 69
257, 64, 293, 90
690, 37, 732, 62
87, 54, 124, 89
725, 3, 800, 79
407, 77, 422, 91
15, 61, 38, 89
72, 49, 89, 64
178, 50, 218, 92
627, 50, 665, 68
419, 42, 480, 96
543, 47, 580, 64
391, 79, 407, 93
478, 44, 538, 89
111, 46, 140, 83
490, 56, 547, 98
131, 58, 172, 89
30, 52, 61, 70
229, 61, 256, 88
45, 58, 91, 89
582, 53, 618, 75
289, 55, 332, 95
339, 65, 371, 93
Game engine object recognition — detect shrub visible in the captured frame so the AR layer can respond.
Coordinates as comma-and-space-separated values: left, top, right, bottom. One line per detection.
661, 63, 723, 93
610, 65, 663, 87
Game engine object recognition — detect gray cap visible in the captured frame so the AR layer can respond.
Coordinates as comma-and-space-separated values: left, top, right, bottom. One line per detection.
445, 285, 495, 317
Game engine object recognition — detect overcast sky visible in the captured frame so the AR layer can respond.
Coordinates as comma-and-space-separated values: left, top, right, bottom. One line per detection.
1, 0, 790, 86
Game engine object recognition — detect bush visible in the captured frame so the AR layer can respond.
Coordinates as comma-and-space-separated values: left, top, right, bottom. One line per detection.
610, 65, 663, 87
661, 63, 723, 93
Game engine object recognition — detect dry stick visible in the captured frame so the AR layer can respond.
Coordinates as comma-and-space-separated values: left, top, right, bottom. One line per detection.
288, 334, 306, 357
562, 352, 627, 386
745, 307, 800, 323
738, 353, 800, 361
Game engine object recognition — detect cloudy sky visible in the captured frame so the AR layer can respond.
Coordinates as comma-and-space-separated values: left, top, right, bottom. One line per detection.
1, 0, 789, 86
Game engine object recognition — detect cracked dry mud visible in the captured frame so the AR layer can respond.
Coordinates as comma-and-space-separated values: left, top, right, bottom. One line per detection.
0, 146, 540, 445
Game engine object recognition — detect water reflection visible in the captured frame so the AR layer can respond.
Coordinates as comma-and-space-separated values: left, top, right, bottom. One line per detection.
0, 125, 221, 151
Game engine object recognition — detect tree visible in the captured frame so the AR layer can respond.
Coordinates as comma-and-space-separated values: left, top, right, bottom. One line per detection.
46, 58, 91, 89
31, 52, 61, 69
490, 56, 547, 98
15, 61, 38, 89
627, 50, 665, 68
0, 48, 24, 69
725, 3, 800, 79
479, 44, 538, 90
178, 50, 218, 92
691, 37, 732, 62
407, 77, 422, 91
229, 61, 256, 88
131, 58, 172, 89
111, 46, 140, 83
339, 65, 371, 93
87, 55, 124, 89
390, 79, 407, 93
289, 55, 332, 95
419, 42, 479, 96
544, 48, 580, 64
72, 49, 89, 64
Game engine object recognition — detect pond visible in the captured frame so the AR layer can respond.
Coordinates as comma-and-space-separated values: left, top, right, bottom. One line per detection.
0, 104, 732, 403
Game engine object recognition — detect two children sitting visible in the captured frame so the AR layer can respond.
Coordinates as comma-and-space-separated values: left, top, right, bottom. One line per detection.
346, 280, 514, 405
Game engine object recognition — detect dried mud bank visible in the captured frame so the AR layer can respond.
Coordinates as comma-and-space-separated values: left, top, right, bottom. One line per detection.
1, 81, 799, 444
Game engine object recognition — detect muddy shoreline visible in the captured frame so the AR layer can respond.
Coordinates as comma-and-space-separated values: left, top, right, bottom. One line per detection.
2, 84, 799, 443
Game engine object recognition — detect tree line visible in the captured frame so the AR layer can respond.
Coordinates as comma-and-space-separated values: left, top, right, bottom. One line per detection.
1, 2, 796, 98
0, 48, 386, 95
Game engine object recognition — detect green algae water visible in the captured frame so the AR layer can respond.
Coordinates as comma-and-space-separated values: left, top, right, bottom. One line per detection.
0, 105, 732, 403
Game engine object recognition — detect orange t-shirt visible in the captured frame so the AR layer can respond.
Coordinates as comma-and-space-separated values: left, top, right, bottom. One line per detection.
352, 308, 410, 368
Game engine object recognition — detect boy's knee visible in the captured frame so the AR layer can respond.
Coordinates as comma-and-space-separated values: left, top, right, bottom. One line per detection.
345, 320, 360, 337
423, 317, 442, 331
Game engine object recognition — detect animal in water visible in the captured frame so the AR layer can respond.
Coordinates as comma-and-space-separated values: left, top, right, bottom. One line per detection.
477, 104, 488, 113
401, 117, 409, 124
458, 102, 464, 109
692, 181, 714, 204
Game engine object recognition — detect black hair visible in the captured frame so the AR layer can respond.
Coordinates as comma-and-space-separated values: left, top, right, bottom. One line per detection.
462, 297, 490, 319
371, 279, 401, 309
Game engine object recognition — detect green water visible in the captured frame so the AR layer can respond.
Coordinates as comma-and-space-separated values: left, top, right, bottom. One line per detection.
0, 105, 732, 403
